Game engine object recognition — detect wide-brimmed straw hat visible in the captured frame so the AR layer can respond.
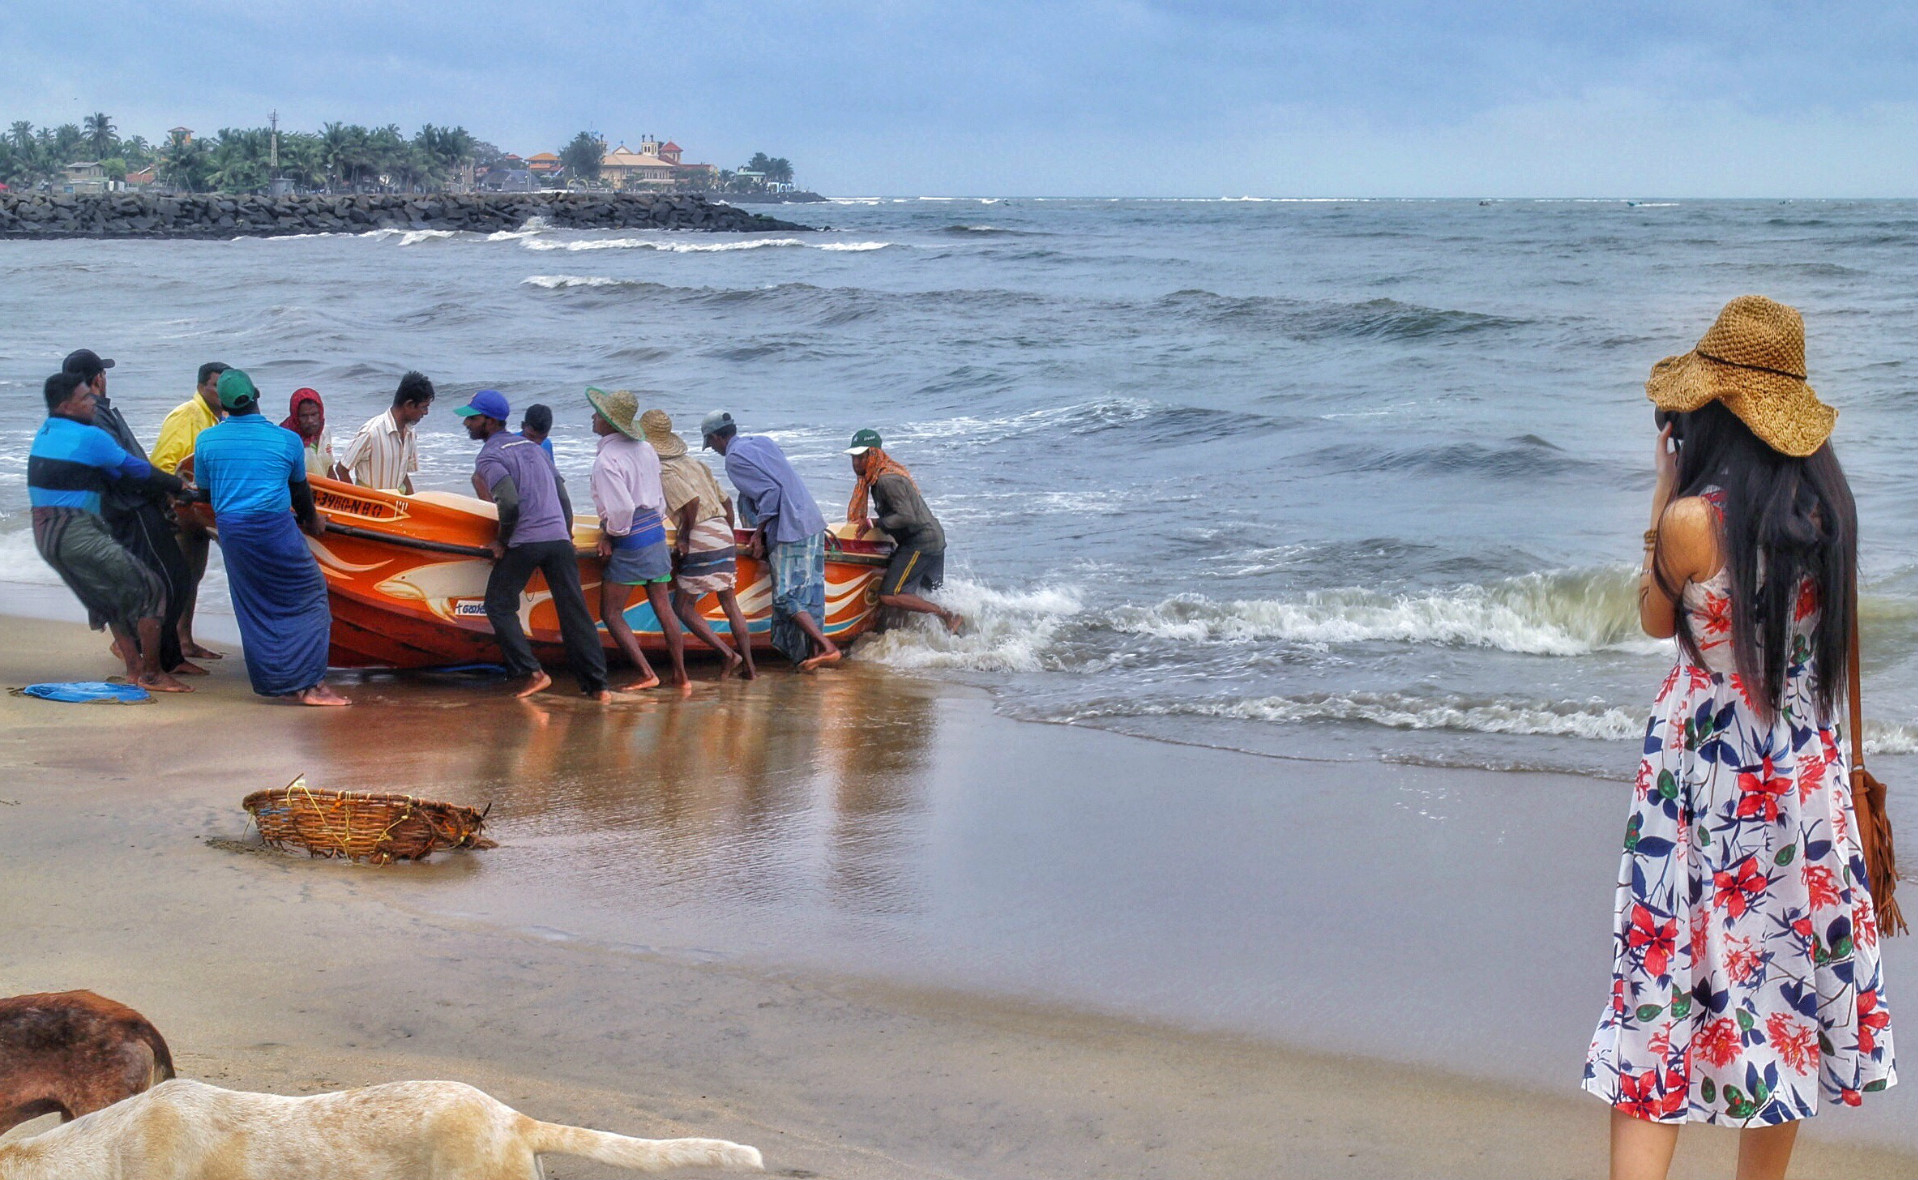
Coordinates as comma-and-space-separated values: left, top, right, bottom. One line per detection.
639, 408, 688, 458
585, 387, 641, 440
1645, 295, 1835, 458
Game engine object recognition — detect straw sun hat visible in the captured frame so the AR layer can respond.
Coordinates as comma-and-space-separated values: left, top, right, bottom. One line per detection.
585, 387, 641, 440
639, 408, 689, 458
1645, 295, 1835, 458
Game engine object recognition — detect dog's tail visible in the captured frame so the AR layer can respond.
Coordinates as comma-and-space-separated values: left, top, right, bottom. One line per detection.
521, 1117, 762, 1173
133, 1020, 176, 1086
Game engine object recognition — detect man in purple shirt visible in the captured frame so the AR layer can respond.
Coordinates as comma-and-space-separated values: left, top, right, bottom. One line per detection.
459, 390, 608, 700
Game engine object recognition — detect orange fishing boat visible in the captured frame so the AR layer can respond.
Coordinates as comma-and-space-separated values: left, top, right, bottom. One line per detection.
236, 477, 892, 669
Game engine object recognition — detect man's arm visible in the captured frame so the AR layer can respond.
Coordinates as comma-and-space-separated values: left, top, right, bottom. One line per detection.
289, 478, 326, 537
555, 472, 574, 535
673, 498, 700, 557
491, 475, 522, 549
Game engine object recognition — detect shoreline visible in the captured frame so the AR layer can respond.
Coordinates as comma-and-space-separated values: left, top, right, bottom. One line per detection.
2, 610, 1914, 1176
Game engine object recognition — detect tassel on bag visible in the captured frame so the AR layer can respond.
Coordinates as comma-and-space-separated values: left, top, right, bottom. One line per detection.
1849, 580, 1907, 936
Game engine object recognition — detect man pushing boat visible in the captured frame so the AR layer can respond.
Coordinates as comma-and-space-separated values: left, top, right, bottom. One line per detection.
844, 428, 963, 635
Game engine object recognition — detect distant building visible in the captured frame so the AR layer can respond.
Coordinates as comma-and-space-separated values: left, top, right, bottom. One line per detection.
62, 161, 109, 193
525, 152, 562, 176
599, 137, 719, 190
481, 168, 535, 193
125, 166, 156, 187
167, 126, 193, 144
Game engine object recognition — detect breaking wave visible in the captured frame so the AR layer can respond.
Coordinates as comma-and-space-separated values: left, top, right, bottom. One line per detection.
522, 237, 893, 254
1098, 570, 1652, 657
1064, 691, 1646, 741
854, 581, 1085, 673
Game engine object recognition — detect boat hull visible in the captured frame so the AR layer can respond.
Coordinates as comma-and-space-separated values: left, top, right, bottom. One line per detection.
219, 478, 891, 670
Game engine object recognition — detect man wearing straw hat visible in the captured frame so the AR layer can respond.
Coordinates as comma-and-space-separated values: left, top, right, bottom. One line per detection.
644, 408, 753, 679
459, 389, 609, 701
585, 388, 687, 691
702, 410, 840, 670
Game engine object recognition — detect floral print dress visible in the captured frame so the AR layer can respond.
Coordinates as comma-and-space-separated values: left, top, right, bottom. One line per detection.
1585, 495, 1897, 1125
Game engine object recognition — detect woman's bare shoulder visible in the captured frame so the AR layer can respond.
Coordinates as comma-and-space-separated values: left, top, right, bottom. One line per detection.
1658, 495, 1722, 583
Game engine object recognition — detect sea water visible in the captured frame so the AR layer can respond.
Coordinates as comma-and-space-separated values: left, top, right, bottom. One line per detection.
1, 197, 1912, 779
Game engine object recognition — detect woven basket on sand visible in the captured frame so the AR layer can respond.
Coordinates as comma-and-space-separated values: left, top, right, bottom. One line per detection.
243, 776, 497, 864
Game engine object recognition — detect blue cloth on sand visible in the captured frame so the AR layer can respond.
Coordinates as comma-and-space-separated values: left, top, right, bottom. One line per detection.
16, 681, 151, 703
219, 511, 332, 696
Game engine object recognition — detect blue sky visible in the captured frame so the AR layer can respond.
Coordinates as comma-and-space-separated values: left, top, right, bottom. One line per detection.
6, 1, 1913, 196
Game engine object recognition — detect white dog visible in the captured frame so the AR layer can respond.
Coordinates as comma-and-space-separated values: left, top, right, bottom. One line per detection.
0, 1078, 763, 1180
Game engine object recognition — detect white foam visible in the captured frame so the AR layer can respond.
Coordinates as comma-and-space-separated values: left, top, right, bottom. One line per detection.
0, 528, 62, 588
1068, 691, 1646, 741
522, 274, 624, 289
1100, 570, 1654, 657
522, 236, 891, 254
855, 580, 1084, 673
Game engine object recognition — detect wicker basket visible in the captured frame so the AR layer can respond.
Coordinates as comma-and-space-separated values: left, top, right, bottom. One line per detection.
242, 776, 497, 864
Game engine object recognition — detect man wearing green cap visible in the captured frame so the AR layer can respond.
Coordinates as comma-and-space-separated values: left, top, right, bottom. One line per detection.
193, 369, 348, 706
845, 429, 962, 635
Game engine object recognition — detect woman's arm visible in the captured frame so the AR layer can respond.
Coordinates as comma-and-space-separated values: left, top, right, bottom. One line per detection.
1637, 423, 1723, 638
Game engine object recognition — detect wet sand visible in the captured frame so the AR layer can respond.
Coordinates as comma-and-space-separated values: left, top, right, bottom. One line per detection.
1, 611, 1913, 1178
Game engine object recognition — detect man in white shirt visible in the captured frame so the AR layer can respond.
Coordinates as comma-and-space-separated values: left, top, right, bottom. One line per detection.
339, 371, 434, 493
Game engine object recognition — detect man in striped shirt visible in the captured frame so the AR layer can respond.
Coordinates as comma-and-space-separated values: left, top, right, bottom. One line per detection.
29, 370, 192, 693
340, 371, 434, 493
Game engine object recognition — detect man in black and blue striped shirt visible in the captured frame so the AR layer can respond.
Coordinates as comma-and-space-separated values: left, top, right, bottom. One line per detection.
28, 370, 192, 693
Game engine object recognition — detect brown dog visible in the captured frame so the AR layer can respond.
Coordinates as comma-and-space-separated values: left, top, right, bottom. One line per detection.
0, 991, 174, 1135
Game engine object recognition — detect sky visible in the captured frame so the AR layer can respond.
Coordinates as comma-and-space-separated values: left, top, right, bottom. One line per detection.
4, 1, 1913, 197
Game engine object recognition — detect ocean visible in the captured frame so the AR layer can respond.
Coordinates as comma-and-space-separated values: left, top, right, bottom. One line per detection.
2, 197, 1914, 780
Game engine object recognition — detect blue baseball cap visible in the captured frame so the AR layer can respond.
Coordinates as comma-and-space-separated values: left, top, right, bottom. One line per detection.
455, 389, 510, 422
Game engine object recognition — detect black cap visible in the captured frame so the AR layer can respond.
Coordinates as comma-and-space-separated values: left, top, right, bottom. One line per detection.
62, 349, 115, 379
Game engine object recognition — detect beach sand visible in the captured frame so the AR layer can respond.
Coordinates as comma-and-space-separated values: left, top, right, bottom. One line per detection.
1, 612, 1913, 1179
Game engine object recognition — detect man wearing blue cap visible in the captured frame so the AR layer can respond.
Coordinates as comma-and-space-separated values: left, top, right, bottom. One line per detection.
460, 389, 609, 700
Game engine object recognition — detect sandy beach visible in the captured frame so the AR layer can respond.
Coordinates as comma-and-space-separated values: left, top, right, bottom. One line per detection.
2, 610, 1914, 1178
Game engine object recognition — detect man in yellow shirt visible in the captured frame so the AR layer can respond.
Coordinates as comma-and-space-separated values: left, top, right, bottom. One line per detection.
150, 361, 229, 661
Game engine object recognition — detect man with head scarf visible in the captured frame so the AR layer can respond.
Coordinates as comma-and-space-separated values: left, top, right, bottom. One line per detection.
845, 428, 963, 635
701, 410, 840, 670
60, 348, 203, 676
192, 369, 349, 706
281, 388, 335, 479
150, 360, 230, 662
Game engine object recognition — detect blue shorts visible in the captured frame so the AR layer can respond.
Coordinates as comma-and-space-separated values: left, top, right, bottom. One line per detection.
605, 539, 673, 585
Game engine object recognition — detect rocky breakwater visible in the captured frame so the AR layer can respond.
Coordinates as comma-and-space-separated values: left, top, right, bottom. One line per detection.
0, 191, 816, 239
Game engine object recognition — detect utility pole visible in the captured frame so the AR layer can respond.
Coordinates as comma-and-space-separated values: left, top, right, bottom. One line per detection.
269, 109, 279, 175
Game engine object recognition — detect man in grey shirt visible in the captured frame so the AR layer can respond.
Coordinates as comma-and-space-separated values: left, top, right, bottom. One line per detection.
460, 389, 608, 700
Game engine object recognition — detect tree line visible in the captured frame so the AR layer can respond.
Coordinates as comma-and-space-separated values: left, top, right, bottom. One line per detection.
0, 113, 798, 195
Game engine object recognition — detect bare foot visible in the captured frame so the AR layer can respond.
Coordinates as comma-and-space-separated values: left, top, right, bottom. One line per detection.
944, 612, 966, 636
589, 690, 613, 704
798, 646, 843, 672
137, 672, 194, 693
296, 684, 352, 707
739, 660, 757, 681
182, 642, 224, 660
718, 650, 744, 680
513, 670, 553, 698
170, 661, 210, 677
617, 674, 661, 692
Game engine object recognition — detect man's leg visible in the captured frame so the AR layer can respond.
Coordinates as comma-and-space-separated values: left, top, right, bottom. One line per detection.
673, 587, 742, 676
714, 588, 756, 679
176, 523, 220, 658
537, 542, 609, 699
602, 575, 659, 690
484, 543, 546, 695
792, 538, 840, 670
645, 581, 688, 687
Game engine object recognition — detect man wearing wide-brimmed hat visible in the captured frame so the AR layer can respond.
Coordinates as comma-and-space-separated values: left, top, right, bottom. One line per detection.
645, 408, 753, 679
586, 388, 687, 690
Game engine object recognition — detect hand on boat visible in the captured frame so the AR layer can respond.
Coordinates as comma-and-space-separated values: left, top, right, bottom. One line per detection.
487, 540, 506, 560
300, 515, 328, 539
595, 535, 612, 559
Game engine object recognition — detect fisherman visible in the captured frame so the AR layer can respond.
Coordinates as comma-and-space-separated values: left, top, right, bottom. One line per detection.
59, 348, 201, 676
282, 388, 335, 478
644, 408, 752, 679
585, 389, 687, 690
192, 370, 348, 707
845, 428, 963, 634
340, 371, 434, 493
519, 403, 555, 459
459, 389, 609, 701
701, 410, 840, 670
28, 370, 191, 693
150, 361, 230, 662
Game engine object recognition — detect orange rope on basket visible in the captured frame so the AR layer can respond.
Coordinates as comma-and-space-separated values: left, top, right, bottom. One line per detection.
242, 775, 497, 864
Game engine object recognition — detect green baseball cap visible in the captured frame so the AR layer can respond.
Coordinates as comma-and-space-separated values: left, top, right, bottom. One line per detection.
844, 428, 883, 455
216, 368, 258, 410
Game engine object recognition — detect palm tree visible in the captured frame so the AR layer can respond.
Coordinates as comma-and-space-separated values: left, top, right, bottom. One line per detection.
159, 128, 212, 192
558, 131, 603, 184
83, 112, 116, 158
766, 157, 794, 185
10, 121, 36, 155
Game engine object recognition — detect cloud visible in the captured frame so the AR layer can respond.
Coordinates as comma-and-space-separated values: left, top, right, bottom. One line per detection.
3, 0, 1912, 194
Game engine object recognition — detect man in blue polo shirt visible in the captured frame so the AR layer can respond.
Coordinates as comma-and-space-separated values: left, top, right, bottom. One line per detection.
459, 389, 608, 701
28, 370, 191, 693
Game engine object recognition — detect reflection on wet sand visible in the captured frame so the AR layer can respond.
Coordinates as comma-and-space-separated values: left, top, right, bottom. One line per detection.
301, 666, 938, 917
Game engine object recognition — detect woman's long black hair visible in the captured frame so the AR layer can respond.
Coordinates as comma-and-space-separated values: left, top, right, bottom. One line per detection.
1654, 401, 1854, 722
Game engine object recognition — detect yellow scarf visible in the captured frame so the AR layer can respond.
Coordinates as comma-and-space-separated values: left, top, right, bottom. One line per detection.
847, 448, 916, 523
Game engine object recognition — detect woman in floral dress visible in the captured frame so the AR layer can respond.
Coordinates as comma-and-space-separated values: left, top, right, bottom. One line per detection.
1585, 296, 1895, 1180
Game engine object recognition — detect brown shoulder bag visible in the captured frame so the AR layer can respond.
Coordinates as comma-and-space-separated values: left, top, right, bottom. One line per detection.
1848, 581, 1907, 936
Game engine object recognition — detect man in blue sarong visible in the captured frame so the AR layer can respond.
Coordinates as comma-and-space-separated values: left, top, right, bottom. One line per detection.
700, 410, 840, 670
192, 370, 349, 706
